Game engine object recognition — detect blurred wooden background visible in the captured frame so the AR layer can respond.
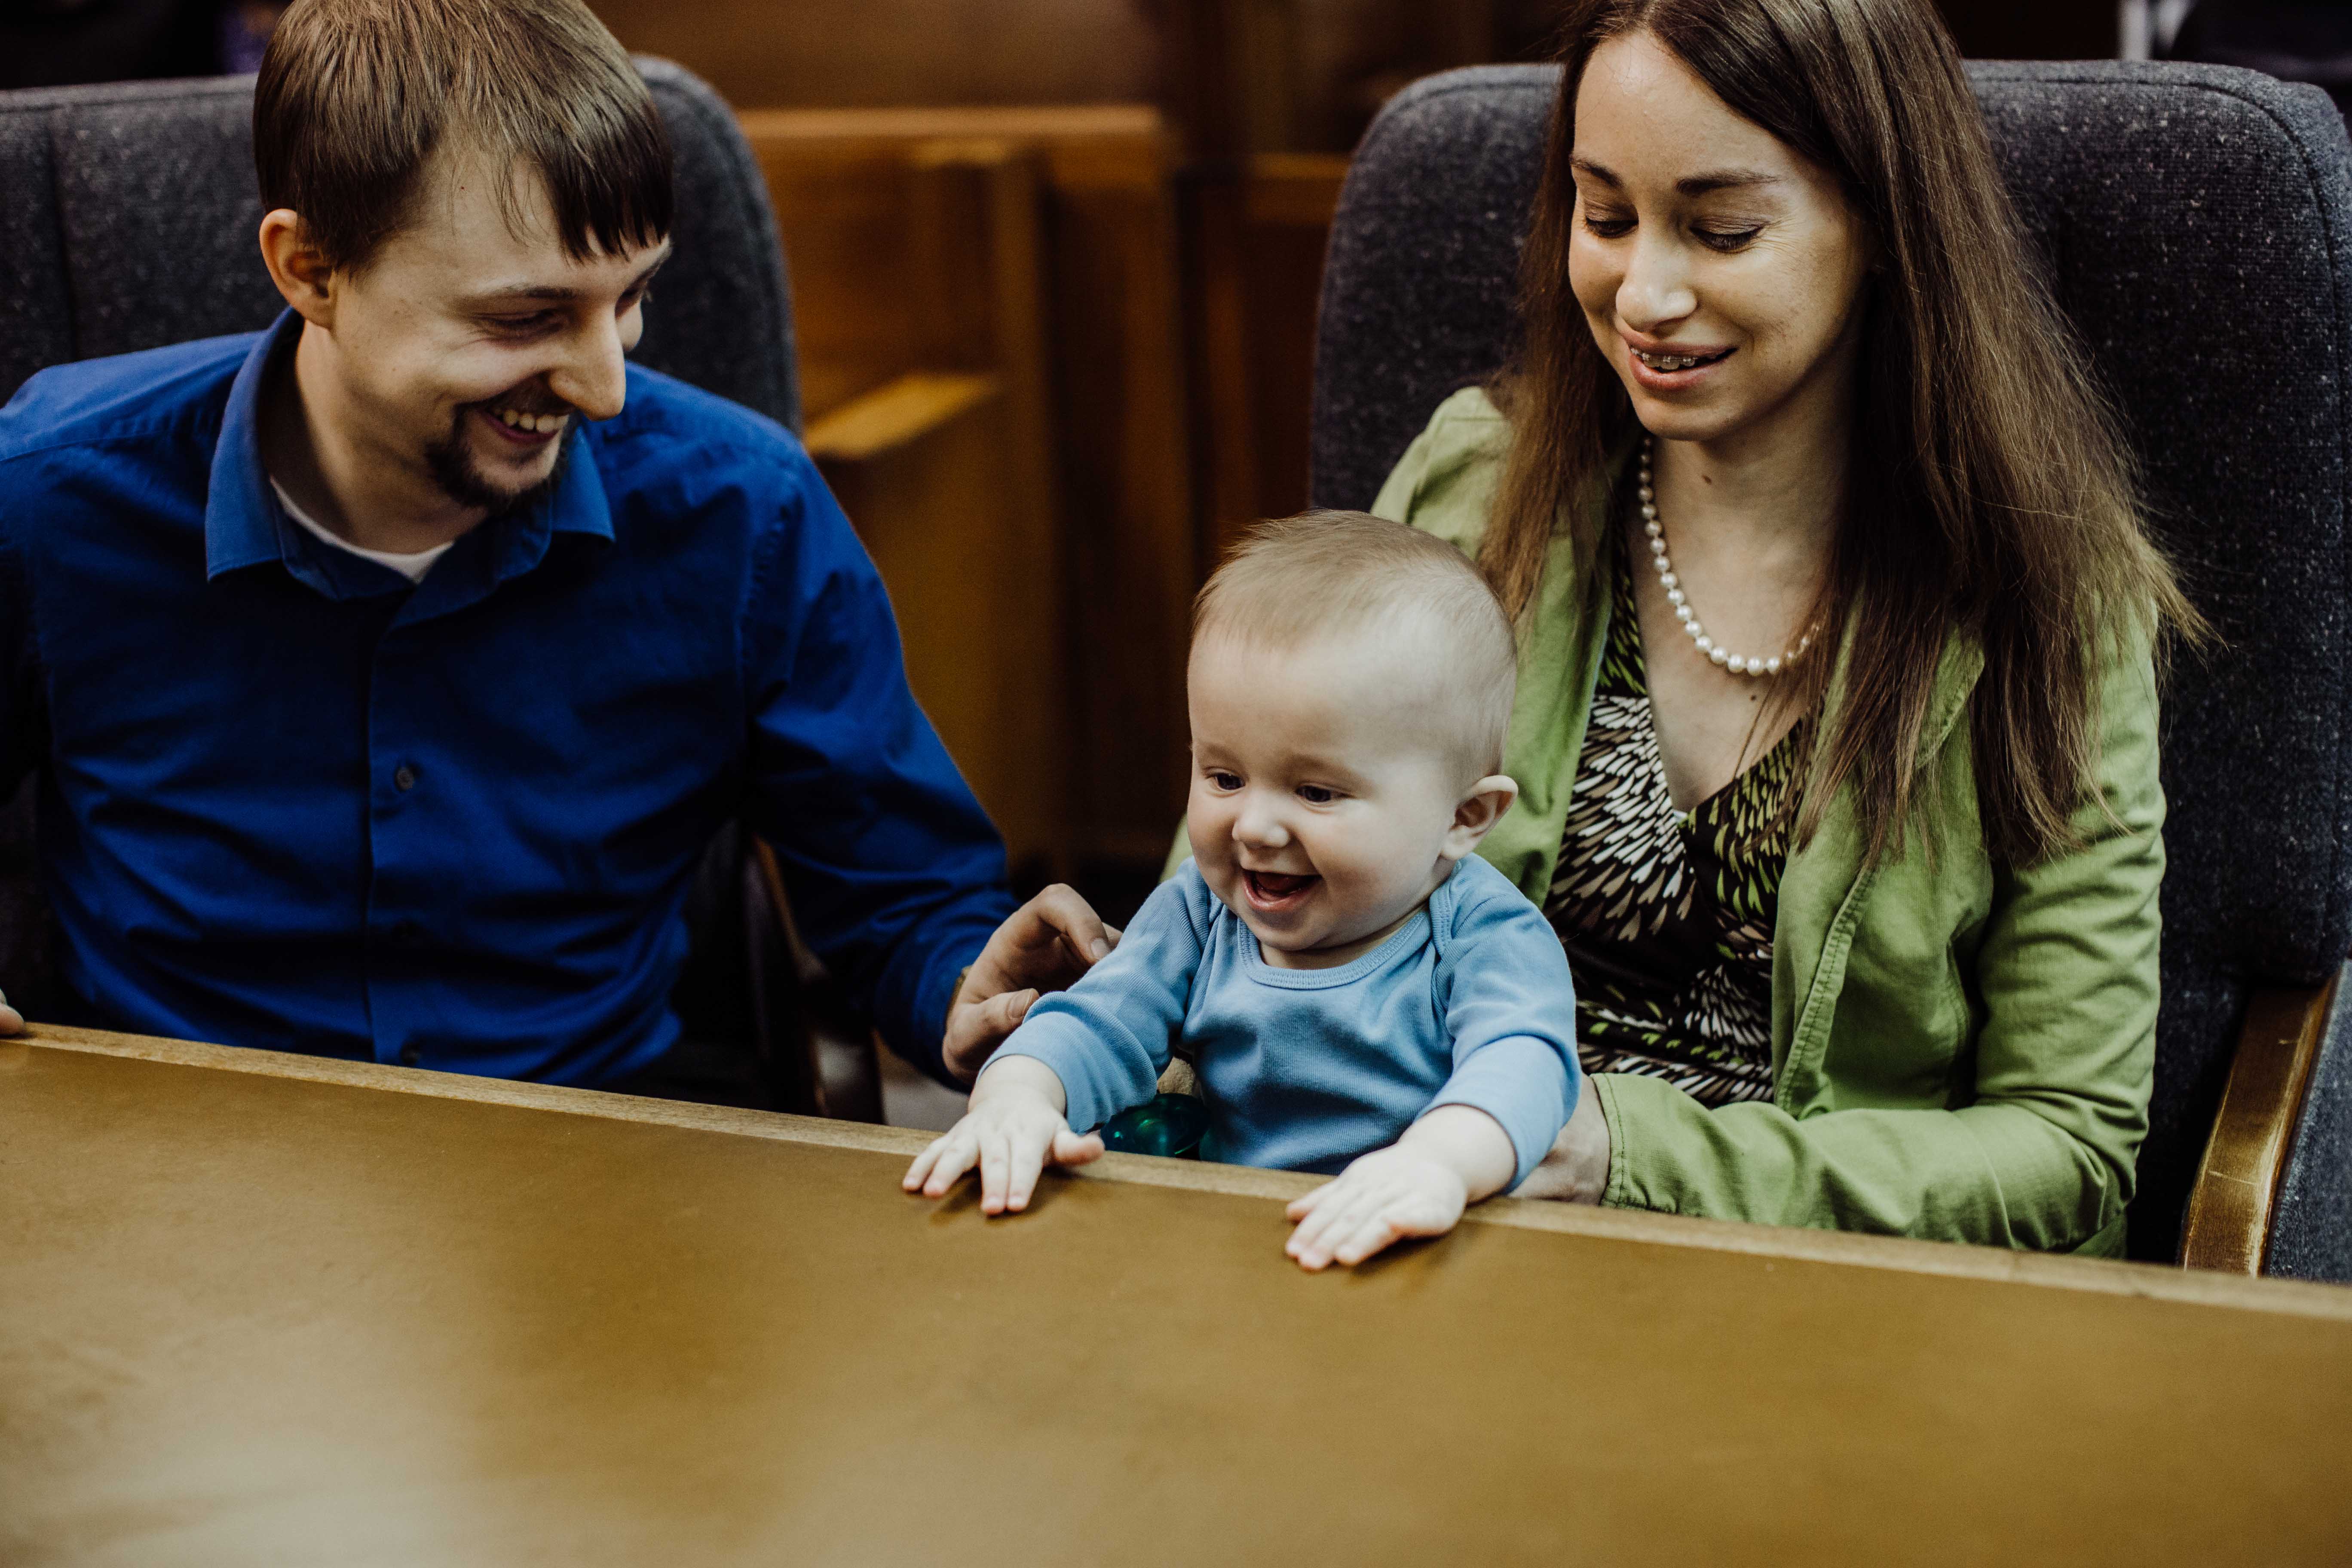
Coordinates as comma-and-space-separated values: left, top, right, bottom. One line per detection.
588, 0, 2123, 917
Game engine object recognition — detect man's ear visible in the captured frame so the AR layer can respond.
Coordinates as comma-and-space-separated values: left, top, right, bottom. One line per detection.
259, 209, 338, 328
1441, 774, 1519, 861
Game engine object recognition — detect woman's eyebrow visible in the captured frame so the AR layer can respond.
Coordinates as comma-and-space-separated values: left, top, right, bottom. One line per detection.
1569, 158, 1782, 197
1676, 169, 1782, 196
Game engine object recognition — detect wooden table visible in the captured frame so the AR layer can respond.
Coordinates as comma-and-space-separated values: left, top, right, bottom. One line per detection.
5, 1026, 2349, 1565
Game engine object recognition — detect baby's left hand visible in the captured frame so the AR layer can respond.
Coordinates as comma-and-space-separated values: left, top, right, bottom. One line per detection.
1283, 1144, 1469, 1271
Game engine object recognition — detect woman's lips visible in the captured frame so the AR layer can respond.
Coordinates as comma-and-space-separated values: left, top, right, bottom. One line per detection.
1624, 342, 1735, 392
1242, 869, 1319, 911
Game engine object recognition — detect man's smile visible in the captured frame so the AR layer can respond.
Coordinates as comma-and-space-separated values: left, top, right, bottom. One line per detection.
475, 402, 567, 448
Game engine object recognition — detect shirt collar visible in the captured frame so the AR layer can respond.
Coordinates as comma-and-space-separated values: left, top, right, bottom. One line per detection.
204, 308, 616, 600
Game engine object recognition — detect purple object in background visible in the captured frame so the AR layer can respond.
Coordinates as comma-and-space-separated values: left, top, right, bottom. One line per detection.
216, 0, 281, 74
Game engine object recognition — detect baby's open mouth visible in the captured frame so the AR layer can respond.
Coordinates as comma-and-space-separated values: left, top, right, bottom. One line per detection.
1242, 869, 1319, 908
1632, 346, 1732, 372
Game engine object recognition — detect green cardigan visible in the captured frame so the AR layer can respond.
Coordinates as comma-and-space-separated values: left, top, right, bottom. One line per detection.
1372, 388, 2162, 1256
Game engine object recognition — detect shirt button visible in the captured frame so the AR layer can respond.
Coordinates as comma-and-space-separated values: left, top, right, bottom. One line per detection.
399, 1046, 421, 1066
393, 763, 418, 792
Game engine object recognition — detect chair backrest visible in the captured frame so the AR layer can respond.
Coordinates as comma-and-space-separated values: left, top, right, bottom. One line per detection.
1314, 61, 2352, 1269
0, 58, 797, 421
0, 59, 799, 1050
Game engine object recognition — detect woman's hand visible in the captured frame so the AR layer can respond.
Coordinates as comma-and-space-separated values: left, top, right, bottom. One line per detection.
902, 1055, 1104, 1214
941, 885, 1123, 1083
1516, 1087, 1611, 1204
0, 987, 19, 1035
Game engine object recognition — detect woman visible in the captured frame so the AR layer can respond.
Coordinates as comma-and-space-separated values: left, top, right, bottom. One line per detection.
1372, 0, 2197, 1252
947, 0, 2191, 1256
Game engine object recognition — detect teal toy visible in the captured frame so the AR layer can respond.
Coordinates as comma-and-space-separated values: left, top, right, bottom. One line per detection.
1100, 1093, 1209, 1159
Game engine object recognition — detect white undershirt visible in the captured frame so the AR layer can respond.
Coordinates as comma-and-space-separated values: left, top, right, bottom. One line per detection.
270, 479, 452, 585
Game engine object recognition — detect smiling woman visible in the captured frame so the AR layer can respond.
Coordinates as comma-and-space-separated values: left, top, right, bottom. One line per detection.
1368, 0, 2204, 1254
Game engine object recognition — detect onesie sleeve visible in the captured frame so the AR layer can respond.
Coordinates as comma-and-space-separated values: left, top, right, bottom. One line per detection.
987, 861, 1214, 1133
1424, 876, 1582, 1191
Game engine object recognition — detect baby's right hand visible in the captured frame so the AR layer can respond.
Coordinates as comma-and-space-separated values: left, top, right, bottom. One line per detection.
901, 1056, 1104, 1215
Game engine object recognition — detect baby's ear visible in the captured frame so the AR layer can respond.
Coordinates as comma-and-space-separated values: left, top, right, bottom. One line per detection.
1443, 775, 1520, 858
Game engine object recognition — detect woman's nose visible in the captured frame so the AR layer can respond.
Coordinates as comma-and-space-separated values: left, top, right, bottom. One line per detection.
1617, 229, 1698, 332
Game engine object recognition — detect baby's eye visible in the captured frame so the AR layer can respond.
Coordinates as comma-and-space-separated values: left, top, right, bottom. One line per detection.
1296, 784, 1338, 805
1207, 771, 1243, 792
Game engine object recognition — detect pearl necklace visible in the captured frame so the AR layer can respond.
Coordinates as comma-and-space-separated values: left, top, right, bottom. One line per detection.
1638, 437, 1817, 679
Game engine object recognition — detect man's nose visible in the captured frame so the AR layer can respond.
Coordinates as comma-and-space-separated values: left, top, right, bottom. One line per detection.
1617, 229, 1698, 333
546, 317, 629, 422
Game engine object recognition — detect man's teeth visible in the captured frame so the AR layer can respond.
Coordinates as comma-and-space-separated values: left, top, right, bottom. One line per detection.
492, 408, 565, 434
1635, 349, 1721, 371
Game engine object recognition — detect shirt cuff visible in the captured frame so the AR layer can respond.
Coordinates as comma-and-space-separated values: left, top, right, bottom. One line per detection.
1422, 1035, 1577, 1191
988, 1009, 1139, 1134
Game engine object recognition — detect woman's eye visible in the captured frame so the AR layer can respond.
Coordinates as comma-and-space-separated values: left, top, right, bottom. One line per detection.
1296, 784, 1337, 805
1694, 225, 1764, 253
1580, 211, 1635, 239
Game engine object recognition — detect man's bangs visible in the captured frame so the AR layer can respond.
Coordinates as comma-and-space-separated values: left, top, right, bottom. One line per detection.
522, 98, 674, 263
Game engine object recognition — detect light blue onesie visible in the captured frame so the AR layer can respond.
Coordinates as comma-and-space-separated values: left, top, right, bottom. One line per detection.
992, 854, 1580, 1190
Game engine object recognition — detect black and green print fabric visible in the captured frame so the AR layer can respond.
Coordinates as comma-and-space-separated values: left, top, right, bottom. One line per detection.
1544, 534, 1812, 1109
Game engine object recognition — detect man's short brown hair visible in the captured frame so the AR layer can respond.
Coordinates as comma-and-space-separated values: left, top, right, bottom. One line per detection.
254, 0, 672, 272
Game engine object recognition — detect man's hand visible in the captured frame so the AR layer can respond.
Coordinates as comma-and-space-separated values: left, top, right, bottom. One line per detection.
942, 884, 1121, 1084
1282, 1105, 1517, 1271
902, 1054, 1106, 1215
0, 987, 20, 1036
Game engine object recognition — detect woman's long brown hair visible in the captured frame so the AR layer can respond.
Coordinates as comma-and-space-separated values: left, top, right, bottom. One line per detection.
1486, 0, 2201, 868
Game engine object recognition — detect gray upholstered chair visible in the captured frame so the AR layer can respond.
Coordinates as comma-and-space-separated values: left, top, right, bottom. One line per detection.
1313, 61, 2352, 1280
0, 61, 882, 1120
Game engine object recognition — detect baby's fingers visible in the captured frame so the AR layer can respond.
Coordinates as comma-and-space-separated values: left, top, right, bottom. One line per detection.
1285, 1177, 1339, 1222
916, 1130, 982, 1197
1328, 1207, 1411, 1268
1050, 1129, 1106, 1168
1287, 1183, 1376, 1271
978, 1127, 1016, 1213
1002, 1124, 1057, 1213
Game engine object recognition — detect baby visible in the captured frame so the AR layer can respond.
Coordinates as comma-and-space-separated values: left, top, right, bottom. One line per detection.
903, 511, 1581, 1269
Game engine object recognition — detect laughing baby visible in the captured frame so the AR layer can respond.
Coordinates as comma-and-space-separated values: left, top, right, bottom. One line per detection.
903, 511, 1581, 1269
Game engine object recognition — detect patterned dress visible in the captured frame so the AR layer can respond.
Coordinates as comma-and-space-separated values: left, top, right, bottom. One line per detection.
1544, 532, 1813, 1108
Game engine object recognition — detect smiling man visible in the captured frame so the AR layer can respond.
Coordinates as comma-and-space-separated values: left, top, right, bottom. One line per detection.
0, 0, 1108, 1097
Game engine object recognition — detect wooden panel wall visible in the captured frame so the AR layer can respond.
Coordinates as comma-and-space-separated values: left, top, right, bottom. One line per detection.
744, 108, 1197, 891
588, 0, 1160, 114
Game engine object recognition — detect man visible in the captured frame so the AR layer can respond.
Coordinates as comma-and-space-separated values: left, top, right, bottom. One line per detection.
0, 0, 1104, 1099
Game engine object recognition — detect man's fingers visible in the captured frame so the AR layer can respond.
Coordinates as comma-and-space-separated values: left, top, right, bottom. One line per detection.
941, 988, 1039, 1082
1028, 884, 1115, 966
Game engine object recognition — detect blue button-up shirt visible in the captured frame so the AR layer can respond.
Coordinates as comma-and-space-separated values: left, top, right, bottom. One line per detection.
0, 311, 1013, 1084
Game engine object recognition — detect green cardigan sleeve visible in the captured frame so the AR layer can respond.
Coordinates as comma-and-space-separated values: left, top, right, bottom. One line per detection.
1596, 637, 2161, 1254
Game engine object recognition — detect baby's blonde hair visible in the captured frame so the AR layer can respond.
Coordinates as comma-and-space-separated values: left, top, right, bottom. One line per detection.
1192, 511, 1518, 775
